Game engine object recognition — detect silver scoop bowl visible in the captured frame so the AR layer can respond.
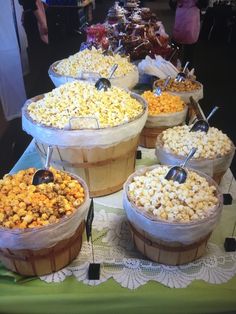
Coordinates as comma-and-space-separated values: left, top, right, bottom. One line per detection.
95, 64, 118, 91
32, 146, 54, 185
175, 61, 189, 82
165, 147, 197, 184
190, 106, 219, 133
154, 76, 171, 96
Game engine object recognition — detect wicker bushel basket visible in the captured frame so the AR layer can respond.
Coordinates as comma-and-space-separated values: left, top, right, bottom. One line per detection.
48, 60, 139, 90
123, 165, 223, 266
22, 92, 147, 197
139, 105, 187, 148
139, 126, 169, 148
129, 222, 211, 265
153, 79, 204, 103
156, 134, 235, 184
0, 174, 90, 276
0, 222, 85, 276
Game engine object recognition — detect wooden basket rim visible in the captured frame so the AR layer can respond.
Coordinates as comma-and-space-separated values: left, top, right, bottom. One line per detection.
49, 58, 138, 80
22, 90, 147, 132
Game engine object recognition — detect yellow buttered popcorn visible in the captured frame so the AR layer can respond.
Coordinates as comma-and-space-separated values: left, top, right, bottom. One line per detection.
54, 47, 135, 78
128, 166, 219, 223
27, 81, 143, 129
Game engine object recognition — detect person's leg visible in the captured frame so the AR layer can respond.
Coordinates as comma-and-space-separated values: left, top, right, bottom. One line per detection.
183, 43, 196, 69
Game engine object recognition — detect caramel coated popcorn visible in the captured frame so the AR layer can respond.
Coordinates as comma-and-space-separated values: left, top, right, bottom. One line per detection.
128, 166, 219, 222
161, 125, 232, 159
54, 47, 135, 78
0, 168, 85, 229
142, 91, 185, 116
27, 81, 143, 129
155, 78, 201, 92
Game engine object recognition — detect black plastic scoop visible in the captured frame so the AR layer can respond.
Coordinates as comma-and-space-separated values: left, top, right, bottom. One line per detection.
32, 146, 54, 185
165, 147, 197, 184
175, 61, 189, 82
190, 106, 219, 133
154, 76, 171, 96
95, 64, 118, 91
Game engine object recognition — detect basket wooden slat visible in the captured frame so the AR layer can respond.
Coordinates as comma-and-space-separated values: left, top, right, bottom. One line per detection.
36, 134, 139, 197
139, 126, 169, 148
0, 222, 85, 276
130, 223, 211, 265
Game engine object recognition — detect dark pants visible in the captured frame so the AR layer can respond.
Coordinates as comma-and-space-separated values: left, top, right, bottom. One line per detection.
172, 40, 196, 69
22, 10, 52, 95
182, 43, 196, 69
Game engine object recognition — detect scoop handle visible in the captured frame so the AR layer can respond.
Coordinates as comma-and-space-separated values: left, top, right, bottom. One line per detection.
206, 106, 219, 121
108, 64, 118, 79
182, 61, 189, 73
45, 145, 53, 170
168, 45, 179, 61
163, 76, 171, 91
181, 147, 197, 168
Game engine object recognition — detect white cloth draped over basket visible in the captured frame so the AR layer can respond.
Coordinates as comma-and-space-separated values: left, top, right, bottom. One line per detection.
48, 60, 139, 90
123, 165, 223, 245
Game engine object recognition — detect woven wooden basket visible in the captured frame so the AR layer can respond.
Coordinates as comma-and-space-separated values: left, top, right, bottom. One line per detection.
22, 91, 147, 197
139, 126, 168, 149
36, 134, 139, 197
123, 165, 223, 266
156, 134, 235, 185
0, 222, 85, 276
129, 222, 211, 265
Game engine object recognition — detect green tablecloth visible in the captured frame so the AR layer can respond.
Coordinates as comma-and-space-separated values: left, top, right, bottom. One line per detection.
1, 271, 236, 314
1, 142, 236, 314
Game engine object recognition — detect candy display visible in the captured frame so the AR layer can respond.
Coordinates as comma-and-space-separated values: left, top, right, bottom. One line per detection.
0, 167, 85, 229
2, 0, 235, 278
106, 19, 172, 61
86, 24, 109, 50
27, 80, 143, 129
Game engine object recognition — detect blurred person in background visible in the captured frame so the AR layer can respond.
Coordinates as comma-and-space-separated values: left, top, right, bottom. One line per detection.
19, 0, 48, 45
18, 0, 52, 95
170, 0, 209, 69
0, 0, 26, 121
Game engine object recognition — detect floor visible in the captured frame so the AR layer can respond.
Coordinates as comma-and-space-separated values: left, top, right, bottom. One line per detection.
0, 0, 235, 179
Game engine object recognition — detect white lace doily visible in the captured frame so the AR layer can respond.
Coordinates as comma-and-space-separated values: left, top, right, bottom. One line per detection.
40, 205, 236, 289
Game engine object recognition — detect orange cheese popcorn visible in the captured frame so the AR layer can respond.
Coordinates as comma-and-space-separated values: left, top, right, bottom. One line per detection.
0, 168, 85, 229
142, 91, 185, 116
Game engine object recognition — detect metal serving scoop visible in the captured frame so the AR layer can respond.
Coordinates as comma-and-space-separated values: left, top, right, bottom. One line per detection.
165, 147, 197, 184
167, 43, 180, 62
32, 146, 54, 185
190, 106, 219, 133
154, 76, 171, 96
95, 64, 118, 91
175, 61, 189, 82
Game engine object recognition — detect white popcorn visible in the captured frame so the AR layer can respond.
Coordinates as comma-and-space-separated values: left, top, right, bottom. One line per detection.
127, 166, 219, 223
160, 125, 232, 158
